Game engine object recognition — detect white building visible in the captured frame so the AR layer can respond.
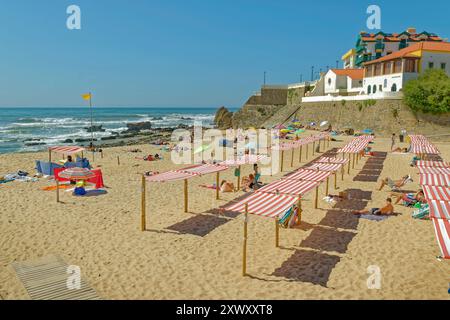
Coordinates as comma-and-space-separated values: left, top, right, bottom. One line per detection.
362, 41, 450, 94
324, 69, 364, 96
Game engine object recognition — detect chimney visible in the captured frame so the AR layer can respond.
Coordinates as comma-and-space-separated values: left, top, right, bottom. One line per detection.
407, 27, 416, 34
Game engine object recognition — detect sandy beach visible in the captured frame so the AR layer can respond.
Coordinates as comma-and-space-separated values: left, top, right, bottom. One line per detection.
1, 134, 449, 300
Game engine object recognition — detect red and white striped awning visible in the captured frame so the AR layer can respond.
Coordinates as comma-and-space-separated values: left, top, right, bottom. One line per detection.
416, 160, 450, 168
224, 192, 300, 219
420, 174, 450, 186
283, 169, 332, 182
48, 146, 86, 155
431, 218, 450, 259
429, 200, 450, 220
219, 155, 268, 166
316, 157, 349, 165
338, 143, 369, 153
180, 164, 229, 175
257, 179, 319, 196
145, 170, 198, 182
409, 135, 427, 143
410, 144, 440, 155
423, 185, 450, 201
418, 167, 450, 175
303, 163, 343, 172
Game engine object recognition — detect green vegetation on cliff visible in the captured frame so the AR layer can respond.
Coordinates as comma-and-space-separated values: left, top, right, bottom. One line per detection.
404, 69, 450, 115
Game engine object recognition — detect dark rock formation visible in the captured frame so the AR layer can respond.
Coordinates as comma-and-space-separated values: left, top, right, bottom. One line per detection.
214, 106, 233, 129
84, 125, 106, 133
126, 122, 152, 132
63, 139, 74, 143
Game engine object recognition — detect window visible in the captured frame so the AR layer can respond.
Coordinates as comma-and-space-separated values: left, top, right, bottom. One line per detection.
391, 83, 397, 92
328, 78, 332, 86
374, 64, 382, 76
379, 85, 383, 92
367, 86, 372, 94
404, 59, 416, 73
372, 85, 377, 93
441, 63, 447, 70
428, 62, 434, 69
393, 60, 402, 73
384, 79, 388, 88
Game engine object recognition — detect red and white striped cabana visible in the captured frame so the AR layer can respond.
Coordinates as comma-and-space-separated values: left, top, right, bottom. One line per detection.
225, 191, 302, 275
48, 146, 86, 162
431, 218, 450, 259
304, 163, 343, 172
141, 164, 231, 231
283, 169, 331, 182
429, 200, 450, 220
410, 144, 440, 155
416, 161, 450, 168
418, 167, 450, 175
219, 154, 268, 166
316, 157, 349, 165
422, 185, 450, 201
257, 179, 319, 196
420, 174, 450, 187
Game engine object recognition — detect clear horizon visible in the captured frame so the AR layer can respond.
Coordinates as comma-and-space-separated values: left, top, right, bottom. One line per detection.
1, 0, 449, 108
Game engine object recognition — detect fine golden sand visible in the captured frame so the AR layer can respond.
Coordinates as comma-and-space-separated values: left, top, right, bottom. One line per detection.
1, 135, 449, 300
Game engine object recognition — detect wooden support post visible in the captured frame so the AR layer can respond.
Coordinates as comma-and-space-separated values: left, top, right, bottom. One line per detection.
315, 186, 319, 209
297, 198, 302, 224
341, 166, 344, 181
56, 179, 60, 203
101, 150, 104, 159
312, 141, 315, 155
275, 219, 279, 248
49, 150, 52, 163
141, 175, 146, 231
352, 153, 355, 169
334, 172, 338, 189
290, 149, 294, 168
317, 139, 320, 153
216, 172, 220, 200
242, 204, 248, 276
299, 146, 302, 163
306, 144, 309, 159
237, 165, 241, 190
117, 156, 120, 165
348, 154, 351, 174
280, 150, 285, 172
326, 177, 329, 196
184, 179, 188, 213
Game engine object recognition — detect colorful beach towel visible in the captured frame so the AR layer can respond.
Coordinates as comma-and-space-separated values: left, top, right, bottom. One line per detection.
359, 214, 392, 222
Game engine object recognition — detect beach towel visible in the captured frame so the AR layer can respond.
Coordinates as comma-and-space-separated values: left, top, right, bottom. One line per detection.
41, 184, 72, 191
412, 204, 430, 220
0, 179, 14, 184
199, 184, 218, 190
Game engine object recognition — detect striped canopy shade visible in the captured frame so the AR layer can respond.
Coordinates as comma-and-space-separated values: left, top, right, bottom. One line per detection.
303, 163, 343, 172
146, 170, 198, 182
219, 155, 268, 166
180, 164, 229, 175
416, 161, 450, 168
410, 144, 440, 155
257, 179, 319, 196
316, 157, 349, 165
422, 185, 450, 201
49, 146, 86, 155
283, 169, 331, 182
429, 200, 450, 220
431, 218, 450, 259
420, 174, 450, 187
59, 167, 96, 180
225, 192, 300, 219
418, 167, 450, 175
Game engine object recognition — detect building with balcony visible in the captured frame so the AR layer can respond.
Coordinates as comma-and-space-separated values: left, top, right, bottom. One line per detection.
342, 27, 445, 69
362, 41, 450, 94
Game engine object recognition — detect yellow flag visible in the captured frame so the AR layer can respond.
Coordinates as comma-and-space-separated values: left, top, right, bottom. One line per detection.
82, 93, 92, 101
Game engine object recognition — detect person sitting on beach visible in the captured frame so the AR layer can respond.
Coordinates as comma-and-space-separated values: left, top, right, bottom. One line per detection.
242, 174, 255, 192
392, 147, 408, 153
220, 180, 235, 193
378, 175, 413, 191
354, 198, 395, 216
66, 155, 73, 163
390, 190, 425, 206
154, 154, 161, 160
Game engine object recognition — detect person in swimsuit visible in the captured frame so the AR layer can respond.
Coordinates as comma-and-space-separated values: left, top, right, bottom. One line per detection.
354, 198, 395, 216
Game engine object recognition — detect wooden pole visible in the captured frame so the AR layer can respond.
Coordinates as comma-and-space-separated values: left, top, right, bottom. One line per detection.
318, 139, 320, 153
334, 172, 338, 189
299, 145, 302, 163
312, 141, 315, 155
341, 166, 344, 181
237, 165, 241, 190
348, 153, 351, 174
184, 179, 188, 213
56, 179, 60, 203
275, 219, 279, 248
101, 150, 103, 159
216, 172, 220, 200
306, 144, 309, 159
49, 150, 52, 163
290, 148, 294, 167
326, 177, 329, 195
315, 186, 319, 209
141, 175, 146, 231
242, 204, 248, 276
352, 153, 355, 169
280, 150, 285, 172
117, 156, 120, 165
297, 198, 302, 224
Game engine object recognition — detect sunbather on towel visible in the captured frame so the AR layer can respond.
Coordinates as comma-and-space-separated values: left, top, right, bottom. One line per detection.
390, 190, 425, 206
354, 198, 395, 216
378, 175, 412, 191
220, 180, 235, 193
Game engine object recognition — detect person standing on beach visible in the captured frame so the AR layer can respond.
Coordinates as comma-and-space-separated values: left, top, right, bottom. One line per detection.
391, 133, 396, 151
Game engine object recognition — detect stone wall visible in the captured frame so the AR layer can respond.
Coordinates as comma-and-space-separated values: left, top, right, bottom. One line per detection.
260, 87, 288, 105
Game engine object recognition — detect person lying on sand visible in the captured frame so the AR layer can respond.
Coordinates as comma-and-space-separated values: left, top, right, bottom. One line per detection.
391, 147, 409, 153
378, 175, 413, 191
354, 198, 394, 216
390, 190, 425, 206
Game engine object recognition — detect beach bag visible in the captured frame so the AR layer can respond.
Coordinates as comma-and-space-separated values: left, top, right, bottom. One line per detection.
412, 204, 429, 220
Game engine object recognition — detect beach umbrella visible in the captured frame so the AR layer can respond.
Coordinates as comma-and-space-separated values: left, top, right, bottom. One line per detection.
309, 122, 316, 126
295, 129, 305, 135
320, 121, 329, 127
194, 144, 211, 154
59, 167, 96, 180
280, 129, 291, 133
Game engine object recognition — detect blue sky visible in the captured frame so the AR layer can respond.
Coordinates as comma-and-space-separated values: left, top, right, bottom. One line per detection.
0, 0, 448, 108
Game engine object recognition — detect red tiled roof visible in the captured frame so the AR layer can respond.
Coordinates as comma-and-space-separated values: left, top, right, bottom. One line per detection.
364, 42, 450, 65
330, 69, 364, 80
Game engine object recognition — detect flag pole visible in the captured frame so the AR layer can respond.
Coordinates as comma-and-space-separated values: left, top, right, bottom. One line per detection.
89, 92, 94, 161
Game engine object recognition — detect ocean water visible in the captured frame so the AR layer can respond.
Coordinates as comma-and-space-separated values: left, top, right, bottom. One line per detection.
0, 107, 228, 154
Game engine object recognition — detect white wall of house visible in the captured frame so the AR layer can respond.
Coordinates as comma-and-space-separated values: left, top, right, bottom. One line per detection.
324, 71, 348, 94
362, 72, 420, 94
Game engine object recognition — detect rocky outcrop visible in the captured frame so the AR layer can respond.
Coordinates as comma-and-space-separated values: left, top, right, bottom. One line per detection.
126, 122, 152, 132
231, 104, 283, 129
84, 125, 106, 133
214, 106, 233, 129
